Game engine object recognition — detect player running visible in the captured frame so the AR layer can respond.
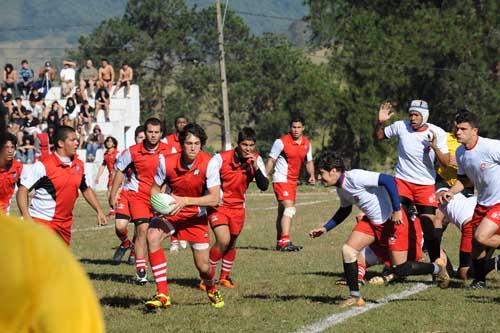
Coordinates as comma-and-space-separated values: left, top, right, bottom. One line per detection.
375, 100, 449, 265
310, 153, 449, 307
200, 127, 269, 290
266, 115, 315, 251
0, 133, 22, 214
145, 123, 223, 309
16, 126, 108, 245
109, 126, 145, 265
95, 136, 119, 197
439, 111, 500, 288
162, 115, 187, 154
109, 119, 169, 283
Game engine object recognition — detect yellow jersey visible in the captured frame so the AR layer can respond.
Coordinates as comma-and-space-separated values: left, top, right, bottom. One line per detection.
0, 214, 104, 333
436, 132, 461, 186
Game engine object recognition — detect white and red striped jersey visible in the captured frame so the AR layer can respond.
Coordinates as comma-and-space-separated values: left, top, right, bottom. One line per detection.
440, 193, 476, 230
20, 153, 87, 222
337, 169, 393, 225
456, 136, 500, 206
384, 120, 448, 185
269, 133, 312, 183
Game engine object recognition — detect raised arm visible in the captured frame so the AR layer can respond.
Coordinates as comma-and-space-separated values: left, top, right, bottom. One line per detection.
374, 102, 394, 140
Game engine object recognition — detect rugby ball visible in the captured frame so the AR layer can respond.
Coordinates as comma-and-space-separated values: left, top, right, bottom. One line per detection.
151, 193, 176, 215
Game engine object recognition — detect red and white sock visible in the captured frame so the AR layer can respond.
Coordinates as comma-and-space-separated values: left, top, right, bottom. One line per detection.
136, 258, 147, 272
358, 262, 367, 281
220, 248, 236, 280
149, 249, 168, 295
115, 227, 130, 247
209, 246, 223, 277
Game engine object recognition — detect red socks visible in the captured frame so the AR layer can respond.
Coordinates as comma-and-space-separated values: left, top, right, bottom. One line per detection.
220, 248, 236, 280
277, 235, 290, 248
149, 249, 168, 295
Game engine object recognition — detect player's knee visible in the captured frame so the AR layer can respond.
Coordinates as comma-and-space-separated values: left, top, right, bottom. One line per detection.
474, 229, 489, 245
146, 228, 161, 246
342, 244, 359, 263
283, 207, 296, 218
393, 262, 411, 277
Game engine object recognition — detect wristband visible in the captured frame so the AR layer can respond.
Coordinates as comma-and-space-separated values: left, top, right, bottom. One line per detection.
323, 218, 337, 232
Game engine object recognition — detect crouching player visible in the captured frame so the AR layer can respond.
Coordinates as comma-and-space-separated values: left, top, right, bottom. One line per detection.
435, 189, 499, 281
145, 124, 224, 310
310, 153, 449, 307
201, 128, 269, 290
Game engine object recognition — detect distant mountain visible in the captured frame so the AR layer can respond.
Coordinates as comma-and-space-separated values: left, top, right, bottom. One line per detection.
0, 0, 308, 42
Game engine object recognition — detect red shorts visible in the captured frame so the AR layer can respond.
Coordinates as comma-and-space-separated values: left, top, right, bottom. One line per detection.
395, 178, 437, 207
115, 190, 131, 220
273, 182, 297, 202
32, 217, 72, 245
126, 192, 153, 224
353, 213, 423, 261
460, 203, 500, 253
208, 206, 246, 236
166, 214, 210, 244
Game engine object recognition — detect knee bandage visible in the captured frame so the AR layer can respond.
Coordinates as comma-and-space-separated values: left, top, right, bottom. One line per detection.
283, 207, 296, 218
342, 244, 360, 263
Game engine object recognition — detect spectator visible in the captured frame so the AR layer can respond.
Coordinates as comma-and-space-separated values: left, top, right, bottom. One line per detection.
98, 59, 114, 93
113, 62, 133, 97
85, 124, 104, 162
43, 100, 62, 125
22, 110, 40, 137
73, 87, 85, 105
16, 135, 36, 164
79, 59, 98, 99
76, 123, 86, 149
1, 87, 13, 116
10, 97, 26, 127
3, 63, 17, 94
28, 88, 44, 119
64, 97, 79, 128
17, 60, 34, 99
95, 84, 110, 122
79, 100, 93, 133
60, 60, 77, 98
36, 61, 56, 98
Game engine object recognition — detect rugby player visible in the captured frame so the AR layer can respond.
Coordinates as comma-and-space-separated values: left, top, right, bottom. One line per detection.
16, 126, 108, 245
0, 132, 22, 214
266, 115, 315, 251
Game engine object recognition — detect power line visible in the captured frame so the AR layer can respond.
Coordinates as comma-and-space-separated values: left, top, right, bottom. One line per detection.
233, 10, 302, 22
0, 22, 104, 33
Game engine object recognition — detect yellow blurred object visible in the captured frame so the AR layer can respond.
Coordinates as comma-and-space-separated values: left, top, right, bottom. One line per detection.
436, 132, 461, 186
0, 213, 104, 333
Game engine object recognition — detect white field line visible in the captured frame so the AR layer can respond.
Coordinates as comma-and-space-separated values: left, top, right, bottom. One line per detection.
72, 199, 335, 233
294, 283, 430, 333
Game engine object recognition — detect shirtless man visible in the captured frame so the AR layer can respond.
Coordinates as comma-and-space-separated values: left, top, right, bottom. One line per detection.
98, 59, 115, 93
113, 62, 133, 98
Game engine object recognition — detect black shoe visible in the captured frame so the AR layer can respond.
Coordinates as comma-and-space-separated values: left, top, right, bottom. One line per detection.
276, 243, 302, 252
112, 242, 130, 264
136, 269, 148, 285
469, 280, 486, 289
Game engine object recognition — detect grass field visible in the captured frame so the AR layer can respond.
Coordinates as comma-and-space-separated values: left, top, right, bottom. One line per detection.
64, 187, 499, 332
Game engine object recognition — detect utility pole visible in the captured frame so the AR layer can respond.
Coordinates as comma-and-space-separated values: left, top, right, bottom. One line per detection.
216, 0, 232, 150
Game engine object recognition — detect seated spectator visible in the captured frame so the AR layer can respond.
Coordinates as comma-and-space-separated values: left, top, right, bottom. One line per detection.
95, 84, 110, 122
45, 100, 63, 120
22, 110, 41, 137
60, 114, 72, 127
28, 88, 44, 119
16, 135, 36, 164
3, 63, 17, 94
98, 59, 114, 93
79, 100, 94, 133
10, 98, 27, 126
1, 87, 13, 116
85, 124, 104, 162
16, 60, 34, 99
76, 123, 86, 149
73, 87, 85, 105
60, 60, 77, 98
80, 59, 98, 99
64, 97, 79, 128
113, 62, 133, 97
46, 110, 59, 129
35, 61, 56, 98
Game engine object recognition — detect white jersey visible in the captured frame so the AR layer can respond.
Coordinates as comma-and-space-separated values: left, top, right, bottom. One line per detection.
440, 193, 476, 230
337, 169, 393, 225
456, 136, 500, 206
384, 120, 448, 185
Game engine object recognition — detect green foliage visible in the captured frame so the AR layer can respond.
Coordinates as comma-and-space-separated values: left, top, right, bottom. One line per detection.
306, 0, 500, 168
